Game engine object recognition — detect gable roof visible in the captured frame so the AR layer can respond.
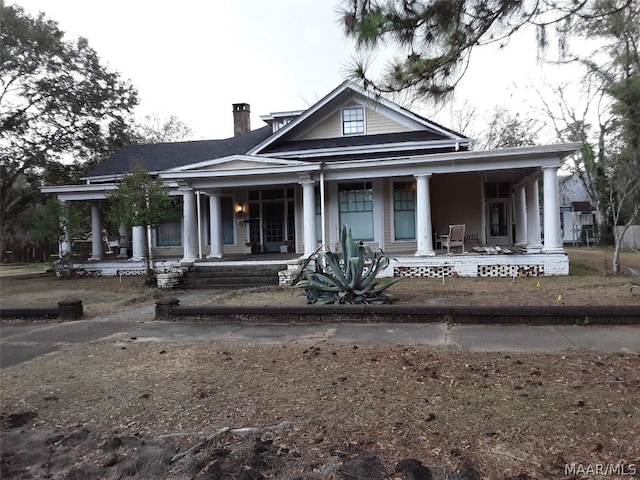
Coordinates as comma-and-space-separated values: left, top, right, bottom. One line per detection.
164, 155, 311, 173
85, 126, 273, 180
248, 80, 470, 156
85, 81, 473, 181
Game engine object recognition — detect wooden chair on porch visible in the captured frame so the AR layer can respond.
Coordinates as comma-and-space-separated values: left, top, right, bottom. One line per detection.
440, 224, 465, 254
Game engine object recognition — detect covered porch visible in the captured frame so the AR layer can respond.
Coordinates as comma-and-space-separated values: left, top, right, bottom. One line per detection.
43, 144, 577, 280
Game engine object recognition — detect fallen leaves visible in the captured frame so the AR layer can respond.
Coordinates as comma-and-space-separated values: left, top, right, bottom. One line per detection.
1, 343, 638, 479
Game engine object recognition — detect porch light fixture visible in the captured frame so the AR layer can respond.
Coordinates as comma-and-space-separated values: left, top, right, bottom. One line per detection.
236, 204, 245, 214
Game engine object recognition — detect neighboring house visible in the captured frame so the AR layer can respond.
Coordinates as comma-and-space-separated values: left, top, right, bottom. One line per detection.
558, 175, 597, 245
42, 81, 579, 278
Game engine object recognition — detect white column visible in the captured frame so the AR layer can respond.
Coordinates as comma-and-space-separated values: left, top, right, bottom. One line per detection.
415, 174, 435, 256
514, 184, 527, 247
88, 203, 103, 261
301, 178, 317, 257
525, 178, 543, 252
181, 187, 198, 262
117, 224, 129, 258
208, 192, 223, 258
131, 226, 145, 261
59, 199, 72, 256
542, 166, 564, 253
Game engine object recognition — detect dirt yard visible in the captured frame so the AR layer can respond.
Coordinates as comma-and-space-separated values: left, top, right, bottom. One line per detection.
1, 247, 639, 479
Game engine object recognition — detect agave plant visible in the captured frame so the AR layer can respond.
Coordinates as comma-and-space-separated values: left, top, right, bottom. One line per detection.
625, 267, 640, 293
295, 226, 402, 304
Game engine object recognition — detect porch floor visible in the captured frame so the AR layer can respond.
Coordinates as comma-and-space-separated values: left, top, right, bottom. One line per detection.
72, 245, 568, 278
90, 245, 530, 266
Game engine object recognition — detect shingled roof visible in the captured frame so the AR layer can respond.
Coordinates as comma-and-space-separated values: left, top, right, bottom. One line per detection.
261, 130, 465, 155
86, 126, 273, 178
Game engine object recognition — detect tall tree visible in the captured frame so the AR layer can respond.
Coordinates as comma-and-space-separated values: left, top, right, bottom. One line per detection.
539, 1, 639, 273
340, 0, 633, 100
537, 81, 608, 237
477, 106, 541, 149
0, 5, 138, 260
135, 113, 194, 144
580, 0, 640, 273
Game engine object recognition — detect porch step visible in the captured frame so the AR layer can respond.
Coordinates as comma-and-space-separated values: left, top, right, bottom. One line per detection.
179, 264, 286, 289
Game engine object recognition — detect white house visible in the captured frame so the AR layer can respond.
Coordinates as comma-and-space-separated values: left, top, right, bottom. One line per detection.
42, 81, 580, 279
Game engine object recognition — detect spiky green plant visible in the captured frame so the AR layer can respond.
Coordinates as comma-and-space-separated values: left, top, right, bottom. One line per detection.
295, 226, 401, 304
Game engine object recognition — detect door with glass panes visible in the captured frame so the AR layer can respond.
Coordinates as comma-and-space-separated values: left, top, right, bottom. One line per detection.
248, 188, 295, 253
486, 181, 511, 245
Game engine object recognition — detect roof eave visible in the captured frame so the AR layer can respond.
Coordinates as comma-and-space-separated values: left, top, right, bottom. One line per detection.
261, 139, 471, 159
159, 163, 322, 180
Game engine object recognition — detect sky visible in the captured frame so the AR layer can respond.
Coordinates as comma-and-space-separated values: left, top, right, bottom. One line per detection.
10, 0, 581, 142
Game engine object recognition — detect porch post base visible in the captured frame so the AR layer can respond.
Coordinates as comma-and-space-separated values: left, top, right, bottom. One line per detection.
415, 250, 436, 257
526, 244, 543, 253
88, 256, 102, 261
542, 247, 565, 254
206, 253, 223, 259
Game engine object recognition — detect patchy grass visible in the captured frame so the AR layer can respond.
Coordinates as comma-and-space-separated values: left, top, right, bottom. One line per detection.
1, 247, 639, 310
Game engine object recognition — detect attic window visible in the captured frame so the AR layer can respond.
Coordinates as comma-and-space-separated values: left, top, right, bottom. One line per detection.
342, 107, 365, 135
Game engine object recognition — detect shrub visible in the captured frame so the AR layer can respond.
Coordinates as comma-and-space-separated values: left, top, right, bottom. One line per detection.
295, 226, 401, 304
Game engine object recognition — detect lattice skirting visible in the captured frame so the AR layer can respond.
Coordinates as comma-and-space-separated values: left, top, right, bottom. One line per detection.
477, 264, 544, 277
394, 265, 454, 278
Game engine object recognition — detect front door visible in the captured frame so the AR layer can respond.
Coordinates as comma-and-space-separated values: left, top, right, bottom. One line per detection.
262, 200, 284, 252
486, 199, 511, 245
248, 188, 295, 253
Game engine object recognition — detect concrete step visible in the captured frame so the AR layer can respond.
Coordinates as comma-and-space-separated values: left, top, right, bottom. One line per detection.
180, 264, 286, 289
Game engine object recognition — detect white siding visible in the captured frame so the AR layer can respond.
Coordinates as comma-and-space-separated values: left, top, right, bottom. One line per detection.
296, 111, 342, 140
366, 108, 411, 135
296, 105, 412, 141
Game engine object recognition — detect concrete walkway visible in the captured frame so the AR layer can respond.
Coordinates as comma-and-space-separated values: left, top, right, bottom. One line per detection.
2, 290, 639, 368
129, 321, 640, 352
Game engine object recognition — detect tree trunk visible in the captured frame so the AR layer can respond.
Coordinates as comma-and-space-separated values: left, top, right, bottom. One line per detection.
612, 239, 621, 275
142, 227, 152, 278
612, 221, 633, 275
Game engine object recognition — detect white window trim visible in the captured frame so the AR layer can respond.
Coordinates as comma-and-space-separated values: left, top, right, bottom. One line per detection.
389, 179, 417, 243
341, 106, 366, 136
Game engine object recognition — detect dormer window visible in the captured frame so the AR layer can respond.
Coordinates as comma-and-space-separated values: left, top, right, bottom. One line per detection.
342, 107, 365, 135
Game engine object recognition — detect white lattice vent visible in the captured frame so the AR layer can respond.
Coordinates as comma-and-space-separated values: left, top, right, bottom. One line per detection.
115, 268, 146, 276
478, 264, 544, 277
395, 265, 454, 278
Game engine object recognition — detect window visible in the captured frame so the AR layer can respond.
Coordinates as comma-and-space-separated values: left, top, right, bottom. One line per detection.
156, 221, 182, 246
486, 181, 510, 199
339, 182, 373, 241
489, 201, 509, 236
156, 199, 182, 246
393, 182, 415, 240
221, 196, 234, 245
342, 107, 365, 135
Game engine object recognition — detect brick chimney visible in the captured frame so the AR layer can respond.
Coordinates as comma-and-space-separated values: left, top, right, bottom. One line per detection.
232, 103, 251, 136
